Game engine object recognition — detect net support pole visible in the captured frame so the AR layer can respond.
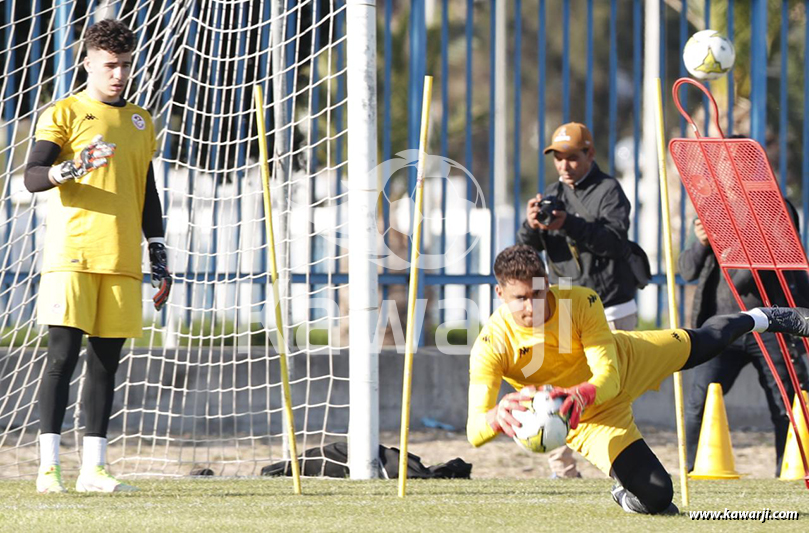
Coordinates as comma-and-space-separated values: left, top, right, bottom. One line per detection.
655, 78, 689, 507
270, 0, 294, 464
640, 0, 660, 324
347, 0, 381, 480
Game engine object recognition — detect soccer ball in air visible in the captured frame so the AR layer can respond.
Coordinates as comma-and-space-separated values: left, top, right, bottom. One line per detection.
511, 385, 570, 454
683, 30, 736, 81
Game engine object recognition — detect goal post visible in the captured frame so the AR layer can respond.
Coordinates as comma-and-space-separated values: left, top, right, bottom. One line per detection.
346, 0, 380, 480
0, 0, 378, 480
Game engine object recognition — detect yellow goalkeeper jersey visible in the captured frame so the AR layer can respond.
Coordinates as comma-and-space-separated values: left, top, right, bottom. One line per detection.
466, 285, 690, 447
35, 90, 157, 279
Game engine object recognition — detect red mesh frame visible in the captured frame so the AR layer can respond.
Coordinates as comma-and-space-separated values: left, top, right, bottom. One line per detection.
669, 78, 809, 487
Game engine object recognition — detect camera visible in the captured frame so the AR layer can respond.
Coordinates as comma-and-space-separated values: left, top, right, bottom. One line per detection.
535, 195, 565, 225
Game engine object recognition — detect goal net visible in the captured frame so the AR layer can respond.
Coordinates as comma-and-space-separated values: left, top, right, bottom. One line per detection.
0, 0, 370, 478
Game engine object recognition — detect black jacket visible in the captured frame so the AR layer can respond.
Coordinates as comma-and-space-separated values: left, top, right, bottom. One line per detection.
517, 163, 637, 308
679, 200, 809, 328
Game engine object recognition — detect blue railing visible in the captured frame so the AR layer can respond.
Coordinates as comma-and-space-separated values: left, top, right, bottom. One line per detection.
383, 0, 808, 333
1, 0, 807, 341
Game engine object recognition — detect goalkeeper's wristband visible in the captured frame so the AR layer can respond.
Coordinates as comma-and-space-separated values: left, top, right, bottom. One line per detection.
49, 135, 116, 186
49, 161, 84, 185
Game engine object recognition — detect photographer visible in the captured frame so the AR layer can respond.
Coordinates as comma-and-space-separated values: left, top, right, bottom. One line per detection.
517, 122, 638, 478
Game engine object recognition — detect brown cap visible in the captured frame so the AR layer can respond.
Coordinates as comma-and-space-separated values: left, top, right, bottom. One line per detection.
543, 122, 594, 155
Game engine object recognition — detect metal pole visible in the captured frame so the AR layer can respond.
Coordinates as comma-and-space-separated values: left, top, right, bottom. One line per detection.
55, 0, 73, 100
270, 0, 293, 463
494, 0, 507, 249
750, 0, 767, 145
347, 0, 380, 480
640, 1, 660, 330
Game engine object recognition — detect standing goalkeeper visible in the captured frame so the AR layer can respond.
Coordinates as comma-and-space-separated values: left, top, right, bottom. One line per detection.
468, 245, 809, 514
24, 19, 171, 493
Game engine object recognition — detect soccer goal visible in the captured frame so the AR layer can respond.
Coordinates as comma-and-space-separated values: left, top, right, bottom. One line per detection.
0, 0, 379, 480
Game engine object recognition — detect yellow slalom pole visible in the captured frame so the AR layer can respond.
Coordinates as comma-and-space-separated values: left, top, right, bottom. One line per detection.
655, 78, 688, 507
398, 75, 433, 498
253, 85, 302, 495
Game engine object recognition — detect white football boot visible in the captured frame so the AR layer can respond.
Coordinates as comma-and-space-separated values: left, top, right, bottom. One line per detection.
76, 466, 138, 493
36, 465, 67, 494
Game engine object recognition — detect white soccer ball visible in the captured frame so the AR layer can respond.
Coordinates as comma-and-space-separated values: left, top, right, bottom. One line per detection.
512, 386, 570, 454
683, 29, 736, 81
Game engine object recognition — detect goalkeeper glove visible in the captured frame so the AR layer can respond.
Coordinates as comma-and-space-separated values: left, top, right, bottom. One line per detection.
51, 134, 116, 184
486, 386, 536, 437
148, 239, 172, 311
549, 382, 596, 430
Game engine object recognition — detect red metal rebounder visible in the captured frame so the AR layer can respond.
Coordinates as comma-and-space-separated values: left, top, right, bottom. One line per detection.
669, 77, 809, 488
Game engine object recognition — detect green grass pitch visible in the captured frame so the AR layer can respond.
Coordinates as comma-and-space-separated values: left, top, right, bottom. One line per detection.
0, 478, 805, 532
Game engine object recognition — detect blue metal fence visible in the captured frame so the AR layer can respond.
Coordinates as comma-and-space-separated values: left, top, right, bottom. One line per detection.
381, 0, 809, 334
1, 0, 808, 341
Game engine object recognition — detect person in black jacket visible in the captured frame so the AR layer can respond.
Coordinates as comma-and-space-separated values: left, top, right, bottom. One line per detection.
679, 201, 809, 476
518, 123, 638, 327
518, 122, 639, 478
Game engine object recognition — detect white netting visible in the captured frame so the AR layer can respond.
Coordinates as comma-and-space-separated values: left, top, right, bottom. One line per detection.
0, 0, 353, 478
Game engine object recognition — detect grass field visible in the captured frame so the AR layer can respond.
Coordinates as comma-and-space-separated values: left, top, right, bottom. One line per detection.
0, 478, 805, 532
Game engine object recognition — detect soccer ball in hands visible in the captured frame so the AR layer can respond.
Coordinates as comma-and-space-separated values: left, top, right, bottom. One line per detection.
683, 30, 736, 81
511, 385, 570, 454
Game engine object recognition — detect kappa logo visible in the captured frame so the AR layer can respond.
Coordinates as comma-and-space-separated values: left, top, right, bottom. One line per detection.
587, 294, 598, 306
671, 332, 682, 342
84, 114, 97, 121
518, 346, 530, 357
132, 113, 146, 130
481, 335, 491, 344
554, 127, 571, 143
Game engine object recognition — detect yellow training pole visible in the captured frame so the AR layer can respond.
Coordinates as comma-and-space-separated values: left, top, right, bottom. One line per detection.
655, 78, 689, 507
398, 76, 433, 498
253, 85, 302, 495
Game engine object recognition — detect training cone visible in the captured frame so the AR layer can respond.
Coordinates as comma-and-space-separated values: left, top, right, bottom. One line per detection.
689, 383, 741, 479
779, 391, 809, 481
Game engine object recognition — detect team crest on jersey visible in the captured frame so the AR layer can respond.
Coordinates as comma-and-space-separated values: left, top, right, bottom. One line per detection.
132, 114, 146, 130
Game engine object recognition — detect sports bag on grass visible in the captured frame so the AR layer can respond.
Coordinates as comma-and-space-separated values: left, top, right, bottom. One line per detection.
260, 442, 472, 479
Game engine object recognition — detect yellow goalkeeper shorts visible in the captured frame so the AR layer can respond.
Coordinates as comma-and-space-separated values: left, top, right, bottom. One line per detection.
37, 272, 143, 338
566, 328, 692, 475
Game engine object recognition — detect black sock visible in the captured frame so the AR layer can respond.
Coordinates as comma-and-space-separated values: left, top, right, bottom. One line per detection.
83, 337, 125, 438
610, 439, 674, 514
39, 326, 84, 434
682, 313, 756, 370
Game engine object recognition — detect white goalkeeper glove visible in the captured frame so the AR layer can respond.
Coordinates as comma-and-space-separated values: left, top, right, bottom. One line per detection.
50, 134, 116, 185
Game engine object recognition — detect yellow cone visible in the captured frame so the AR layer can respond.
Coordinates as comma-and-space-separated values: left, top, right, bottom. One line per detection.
689, 383, 741, 479
779, 391, 809, 481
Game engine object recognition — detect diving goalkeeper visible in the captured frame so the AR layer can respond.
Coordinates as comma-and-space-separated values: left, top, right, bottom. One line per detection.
24, 19, 171, 493
468, 245, 809, 514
